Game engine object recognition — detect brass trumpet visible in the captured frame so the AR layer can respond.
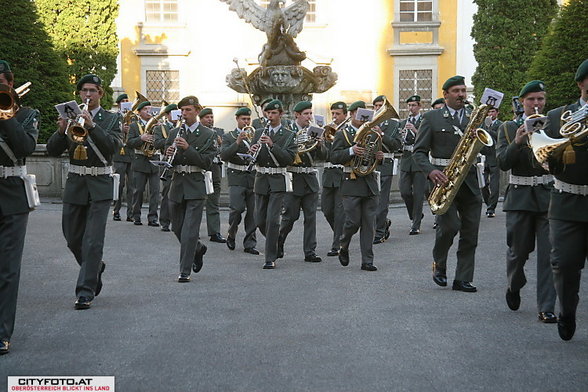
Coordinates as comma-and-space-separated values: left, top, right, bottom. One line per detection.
0, 82, 31, 120
323, 116, 350, 142
66, 99, 90, 160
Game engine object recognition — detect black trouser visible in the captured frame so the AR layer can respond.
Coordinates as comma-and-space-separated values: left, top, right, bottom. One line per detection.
255, 192, 285, 263
341, 195, 378, 265
399, 170, 426, 231
132, 171, 160, 222
228, 185, 256, 249
482, 164, 500, 212
206, 163, 222, 236
279, 191, 319, 257
170, 199, 206, 275
321, 186, 344, 250
160, 174, 172, 228
375, 174, 392, 238
113, 161, 134, 219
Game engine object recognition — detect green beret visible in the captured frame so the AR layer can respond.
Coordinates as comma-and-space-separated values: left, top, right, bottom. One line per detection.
177, 95, 201, 109
348, 101, 366, 112
235, 107, 251, 117
330, 101, 347, 111
431, 98, 445, 107
136, 101, 151, 111
115, 93, 128, 103
372, 95, 386, 105
406, 95, 421, 103
575, 59, 588, 82
265, 99, 283, 111
0, 60, 11, 73
164, 103, 177, 113
76, 74, 102, 91
293, 101, 312, 113
199, 108, 213, 117
519, 80, 546, 98
442, 75, 465, 91
260, 97, 273, 108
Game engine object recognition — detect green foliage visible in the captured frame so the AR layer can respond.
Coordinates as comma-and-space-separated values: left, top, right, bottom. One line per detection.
36, 0, 119, 108
471, 0, 558, 119
0, 0, 71, 142
527, 0, 588, 110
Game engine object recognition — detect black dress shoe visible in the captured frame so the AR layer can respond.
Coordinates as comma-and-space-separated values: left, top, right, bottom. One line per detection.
74, 296, 92, 310
192, 244, 207, 273
486, 210, 496, 218
557, 315, 576, 341
433, 222, 438, 229
226, 236, 236, 250
409, 228, 420, 235
210, 233, 226, 243
304, 254, 322, 263
338, 248, 349, 266
263, 261, 276, 269
134, 220, 142, 226
177, 273, 191, 283
432, 262, 447, 287
244, 247, 260, 255
161, 226, 170, 232
361, 264, 378, 271
148, 221, 160, 227
373, 237, 383, 245
327, 248, 339, 257
505, 288, 521, 311
113, 213, 121, 221
95, 262, 106, 297
126, 217, 134, 222
538, 312, 557, 323
452, 280, 477, 292
0, 339, 9, 355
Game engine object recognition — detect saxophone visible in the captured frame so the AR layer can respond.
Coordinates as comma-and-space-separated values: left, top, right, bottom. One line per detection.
428, 104, 494, 215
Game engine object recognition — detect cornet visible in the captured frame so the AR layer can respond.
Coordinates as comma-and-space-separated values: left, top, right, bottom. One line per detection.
66, 99, 90, 160
0, 82, 31, 120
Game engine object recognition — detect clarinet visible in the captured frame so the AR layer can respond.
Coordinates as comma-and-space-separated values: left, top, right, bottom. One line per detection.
246, 121, 270, 172
160, 119, 186, 181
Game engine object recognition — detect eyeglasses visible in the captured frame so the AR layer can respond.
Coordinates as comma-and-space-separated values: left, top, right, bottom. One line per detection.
81, 88, 99, 94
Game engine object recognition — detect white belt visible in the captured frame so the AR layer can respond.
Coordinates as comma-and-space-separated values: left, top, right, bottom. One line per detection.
509, 174, 553, 186
554, 179, 588, 196
0, 165, 27, 178
255, 166, 287, 175
287, 166, 317, 174
343, 166, 353, 173
226, 162, 249, 172
382, 153, 395, 159
403, 145, 414, 152
174, 165, 204, 174
430, 157, 451, 166
323, 162, 344, 169
68, 165, 113, 176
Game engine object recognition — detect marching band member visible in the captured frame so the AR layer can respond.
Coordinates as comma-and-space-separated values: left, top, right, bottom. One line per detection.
250, 99, 297, 269
497, 81, 556, 323
0, 60, 39, 354
481, 107, 502, 218
220, 107, 258, 254
277, 101, 326, 263
47, 74, 121, 309
251, 97, 272, 129
165, 96, 217, 283
330, 101, 383, 271
112, 93, 134, 222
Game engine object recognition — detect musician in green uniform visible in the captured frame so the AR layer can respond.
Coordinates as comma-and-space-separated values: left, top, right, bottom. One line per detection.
321, 101, 348, 256
153, 103, 177, 232
398, 95, 426, 235
330, 101, 383, 271
545, 59, 588, 340
372, 95, 402, 243
0, 60, 39, 354
413, 76, 481, 292
164, 96, 217, 282
278, 101, 326, 262
481, 107, 502, 218
47, 74, 121, 309
112, 93, 135, 222
497, 80, 556, 323
250, 99, 297, 269
220, 107, 258, 254
251, 97, 272, 130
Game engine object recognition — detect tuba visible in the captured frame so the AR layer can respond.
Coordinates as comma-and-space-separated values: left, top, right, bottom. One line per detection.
428, 103, 494, 215
66, 99, 91, 160
529, 103, 588, 164
351, 98, 399, 177
141, 101, 168, 158
0, 82, 31, 120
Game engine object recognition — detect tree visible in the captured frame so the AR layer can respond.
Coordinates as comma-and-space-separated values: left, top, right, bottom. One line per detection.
471, 0, 558, 118
36, 0, 119, 108
0, 0, 71, 142
527, 0, 588, 110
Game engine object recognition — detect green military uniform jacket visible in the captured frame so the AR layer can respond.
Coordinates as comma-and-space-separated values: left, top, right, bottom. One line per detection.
220, 128, 256, 188
497, 119, 551, 212
481, 119, 502, 167
322, 137, 344, 188
47, 107, 121, 205
165, 123, 218, 202
0, 107, 39, 215
375, 119, 402, 176
413, 105, 480, 195
252, 124, 297, 194
398, 115, 423, 173
330, 124, 380, 197
127, 120, 159, 174
113, 112, 133, 163
546, 99, 588, 222
289, 122, 327, 195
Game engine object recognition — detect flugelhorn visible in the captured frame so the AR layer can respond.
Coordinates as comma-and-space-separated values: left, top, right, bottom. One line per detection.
0, 82, 31, 120
66, 99, 90, 160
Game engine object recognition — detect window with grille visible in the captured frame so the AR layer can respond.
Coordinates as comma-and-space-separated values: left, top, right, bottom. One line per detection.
399, 0, 433, 22
146, 70, 180, 106
257, 0, 318, 23
398, 69, 433, 118
145, 0, 178, 24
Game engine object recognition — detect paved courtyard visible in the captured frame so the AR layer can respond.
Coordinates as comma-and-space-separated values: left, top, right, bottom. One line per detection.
1, 200, 587, 391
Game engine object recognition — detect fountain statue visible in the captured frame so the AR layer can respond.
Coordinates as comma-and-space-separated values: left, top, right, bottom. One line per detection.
221, 0, 337, 117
